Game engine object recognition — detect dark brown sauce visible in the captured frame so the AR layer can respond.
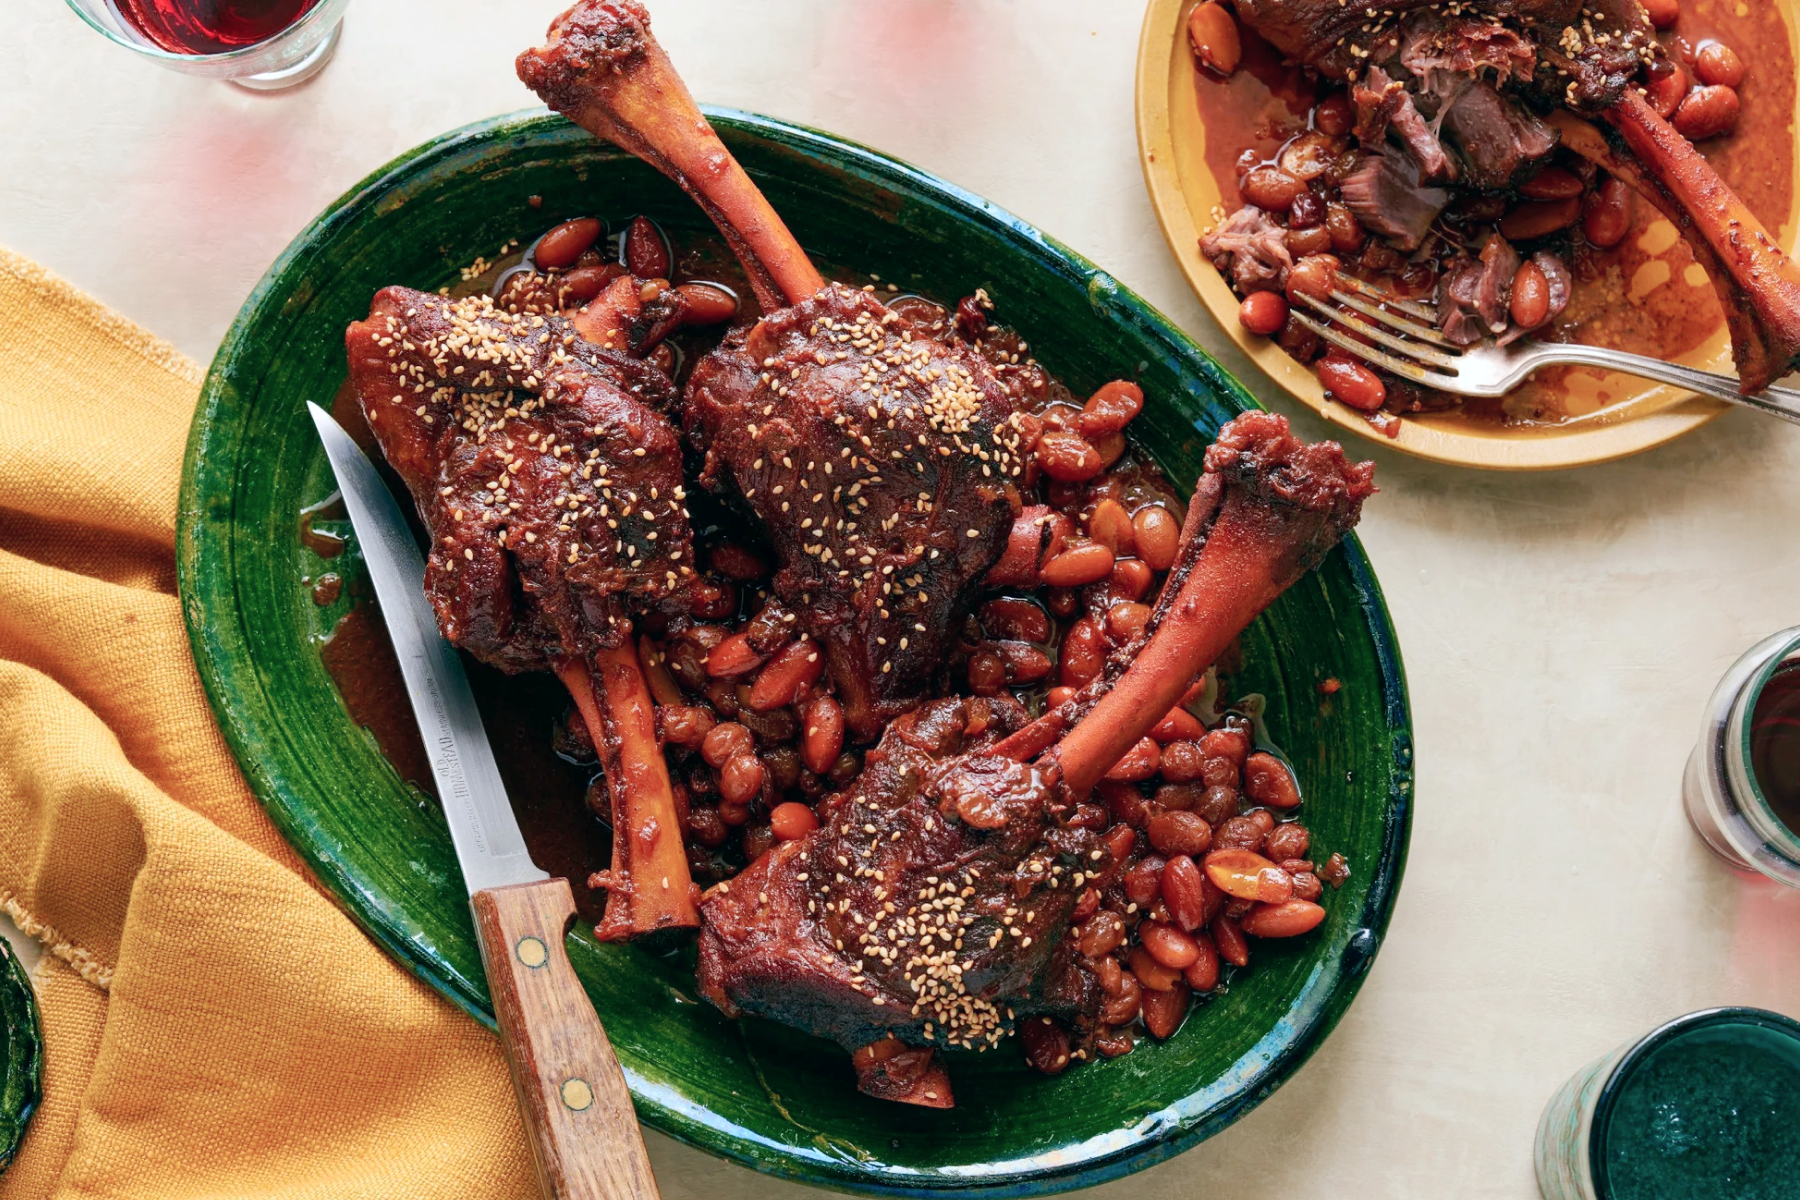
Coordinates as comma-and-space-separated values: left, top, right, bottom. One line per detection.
299, 493, 347, 558
1194, 0, 1796, 425
1750, 661, 1800, 838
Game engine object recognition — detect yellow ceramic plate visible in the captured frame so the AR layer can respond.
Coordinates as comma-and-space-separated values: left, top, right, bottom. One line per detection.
1135, 0, 1800, 470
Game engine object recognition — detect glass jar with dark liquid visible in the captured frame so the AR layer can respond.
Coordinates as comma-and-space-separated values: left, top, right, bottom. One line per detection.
1683, 628, 1800, 887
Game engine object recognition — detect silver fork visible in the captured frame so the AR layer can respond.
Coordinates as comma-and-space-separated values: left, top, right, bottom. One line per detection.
1288, 275, 1800, 427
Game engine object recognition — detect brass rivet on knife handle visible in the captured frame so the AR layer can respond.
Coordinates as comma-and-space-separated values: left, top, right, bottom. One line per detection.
473, 879, 660, 1200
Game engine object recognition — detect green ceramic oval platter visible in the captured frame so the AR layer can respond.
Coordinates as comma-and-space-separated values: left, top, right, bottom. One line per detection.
177, 109, 1413, 1196
0, 938, 42, 1174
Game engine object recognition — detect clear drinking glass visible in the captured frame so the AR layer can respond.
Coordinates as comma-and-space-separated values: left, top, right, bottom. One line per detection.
1681, 626, 1800, 888
1535, 1007, 1800, 1200
64, 0, 351, 91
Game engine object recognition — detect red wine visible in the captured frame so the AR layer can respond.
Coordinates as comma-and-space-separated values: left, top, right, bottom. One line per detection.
1749, 661, 1800, 836
113, 0, 319, 54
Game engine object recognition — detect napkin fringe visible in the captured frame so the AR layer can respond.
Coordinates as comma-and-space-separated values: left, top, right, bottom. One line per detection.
0, 889, 112, 992
0, 247, 202, 387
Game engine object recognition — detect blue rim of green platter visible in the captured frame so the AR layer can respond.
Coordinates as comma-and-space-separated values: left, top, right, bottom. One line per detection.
177, 107, 1413, 1196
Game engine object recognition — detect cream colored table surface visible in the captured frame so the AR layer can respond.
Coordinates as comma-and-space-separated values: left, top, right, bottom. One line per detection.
6, 1, 1800, 1196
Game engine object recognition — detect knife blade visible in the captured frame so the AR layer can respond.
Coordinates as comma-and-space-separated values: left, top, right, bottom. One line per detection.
307, 402, 548, 897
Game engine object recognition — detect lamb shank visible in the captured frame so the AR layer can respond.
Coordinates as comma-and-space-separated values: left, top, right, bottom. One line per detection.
1226, 0, 1800, 392
345, 286, 702, 941
696, 413, 1374, 1104
519, 0, 1042, 742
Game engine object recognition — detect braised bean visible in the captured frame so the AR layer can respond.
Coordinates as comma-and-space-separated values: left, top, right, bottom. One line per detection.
1106, 737, 1161, 783
559, 263, 619, 304
987, 506, 1071, 586
1092, 953, 1124, 996
659, 704, 716, 749
1078, 381, 1144, 438
1283, 225, 1334, 257
1153, 782, 1205, 812
1186, 1, 1241, 75
1129, 945, 1182, 992
1641, 0, 1678, 29
687, 804, 728, 848
1072, 886, 1101, 924
701, 721, 753, 768
1314, 91, 1353, 137
1150, 705, 1205, 744
1142, 980, 1191, 1039
705, 631, 765, 678
1499, 196, 1581, 241
1123, 856, 1166, 908
748, 638, 823, 710
1141, 922, 1201, 970
980, 597, 1051, 643
1288, 189, 1326, 229
1100, 973, 1144, 1025
1644, 61, 1687, 119
1510, 260, 1551, 330
1241, 166, 1308, 213
1058, 615, 1108, 686
741, 822, 775, 861
675, 282, 739, 325
1161, 854, 1207, 931
1109, 557, 1154, 601
1046, 685, 1078, 709
1292, 871, 1324, 902
1094, 1027, 1135, 1058
1088, 498, 1135, 553
1158, 741, 1206, 783
1318, 355, 1386, 411
1520, 167, 1584, 200
1285, 253, 1341, 302
1321, 852, 1351, 886
1214, 815, 1268, 853
1278, 132, 1339, 182
1199, 726, 1250, 766
1091, 430, 1126, 469
1674, 84, 1739, 140
1196, 785, 1239, 826
534, 217, 602, 269
769, 801, 819, 842
1584, 177, 1634, 249
1200, 753, 1240, 790
623, 214, 671, 279
801, 696, 845, 775
1694, 40, 1744, 89
1101, 780, 1150, 829
686, 578, 738, 620
1020, 1016, 1073, 1075
1183, 932, 1221, 992
718, 752, 765, 806
1244, 753, 1301, 809
826, 750, 863, 788
1131, 505, 1181, 569
1237, 289, 1289, 337
1147, 810, 1213, 858
1240, 899, 1327, 938
1107, 602, 1152, 644
1041, 542, 1115, 588
1211, 913, 1250, 967
1036, 430, 1105, 482
1077, 910, 1127, 958
995, 641, 1053, 683
1204, 849, 1281, 900
1325, 202, 1365, 254
1264, 822, 1311, 862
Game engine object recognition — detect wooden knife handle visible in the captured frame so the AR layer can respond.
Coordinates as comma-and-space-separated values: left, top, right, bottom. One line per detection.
472, 878, 660, 1200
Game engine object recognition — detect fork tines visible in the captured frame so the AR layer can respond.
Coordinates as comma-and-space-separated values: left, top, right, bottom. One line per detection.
1288, 274, 1463, 387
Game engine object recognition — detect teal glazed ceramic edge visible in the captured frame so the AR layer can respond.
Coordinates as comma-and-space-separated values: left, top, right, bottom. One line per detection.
0, 938, 42, 1173
177, 107, 1412, 1197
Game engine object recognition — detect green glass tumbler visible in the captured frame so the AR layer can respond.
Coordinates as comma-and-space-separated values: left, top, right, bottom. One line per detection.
1535, 1007, 1800, 1200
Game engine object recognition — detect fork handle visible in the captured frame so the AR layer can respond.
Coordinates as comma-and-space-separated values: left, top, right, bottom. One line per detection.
1545, 344, 1800, 426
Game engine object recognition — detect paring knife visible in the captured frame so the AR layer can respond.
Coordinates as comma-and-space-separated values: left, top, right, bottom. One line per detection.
308, 403, 659, 1200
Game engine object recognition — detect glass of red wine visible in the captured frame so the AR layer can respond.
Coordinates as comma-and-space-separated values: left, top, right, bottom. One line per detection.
65, 0, 351, 91
1684, 627, 1800, 887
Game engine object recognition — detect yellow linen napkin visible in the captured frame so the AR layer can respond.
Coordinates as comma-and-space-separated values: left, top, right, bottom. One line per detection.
0, 248, 534, 1200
